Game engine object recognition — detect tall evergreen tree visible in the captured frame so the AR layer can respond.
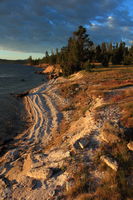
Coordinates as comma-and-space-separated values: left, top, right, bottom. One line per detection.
112, 42, 126, 64
60, 26, 93, 75
123, 45, 133, 65
45, 51, 49, 63
95, 45, 102, 62
101, 42, 107, 54
56, 48, 60, 64
27, 56, 33, 65
73, 26, 93, 65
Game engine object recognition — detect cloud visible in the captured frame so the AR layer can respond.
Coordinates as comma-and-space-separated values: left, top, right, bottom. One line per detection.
0, 0, 132, 54
88, 8, 133, 44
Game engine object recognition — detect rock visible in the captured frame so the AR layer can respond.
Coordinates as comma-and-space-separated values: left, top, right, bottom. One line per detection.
75, 87, 80, 92
55, 195, 65, 200
100, 155, 118, 171
42, 183, 47, 189
31, 161, 44, 169
33, 153, 48, 162
0, 179, 6, 190
5, 149, 19, 162
66, 178, 75, 191
0, 166, 5, 176
19, 176, 33, 188
49, 190, 56, 197
6, 159, 23, 181
30, 179, 42, 190
47, 150, 70, 162
74, 137, 89, 149
0, 180, 11, 199
23, 153, 44, 172
27, 166, 53, 179
100, 130, 120, 143
127, 141, 133, 151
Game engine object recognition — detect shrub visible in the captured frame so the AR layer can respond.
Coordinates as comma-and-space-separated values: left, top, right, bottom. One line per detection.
83, 61, 95, 72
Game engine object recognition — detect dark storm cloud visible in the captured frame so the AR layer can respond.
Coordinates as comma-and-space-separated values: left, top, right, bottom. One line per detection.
0, 0, 132, 53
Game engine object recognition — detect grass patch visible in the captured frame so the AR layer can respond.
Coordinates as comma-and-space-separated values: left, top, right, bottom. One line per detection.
43, 65, 133, 199
120, 100, 133, 128
65, 163, 96, 200
64, 66, 133, 199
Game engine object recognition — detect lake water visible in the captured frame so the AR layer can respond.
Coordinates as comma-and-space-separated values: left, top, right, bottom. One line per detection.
0, 64, 46, 144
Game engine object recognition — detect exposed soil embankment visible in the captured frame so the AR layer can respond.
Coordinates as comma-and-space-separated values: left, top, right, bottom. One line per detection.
34, 64, 62, 79
0, 66, 132, 200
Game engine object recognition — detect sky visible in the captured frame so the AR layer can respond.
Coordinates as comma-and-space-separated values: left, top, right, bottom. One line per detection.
0, 0, 133, 60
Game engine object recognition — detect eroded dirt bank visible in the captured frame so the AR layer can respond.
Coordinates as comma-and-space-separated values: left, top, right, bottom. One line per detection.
0, 68, 132, 200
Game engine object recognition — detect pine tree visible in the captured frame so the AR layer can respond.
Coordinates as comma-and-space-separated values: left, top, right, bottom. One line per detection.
123, 45, 133, 65
27, 56, 33, 65
101, 42, 107, 54
45, 51, 49, 63
73, 26, 93, 65
60, 26, 93, 75
95, 45, 102, 62
56, 48, 60, 64
112, 42, 126, 65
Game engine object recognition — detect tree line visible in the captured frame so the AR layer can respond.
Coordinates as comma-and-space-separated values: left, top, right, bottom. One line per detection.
29, 26, 133, 76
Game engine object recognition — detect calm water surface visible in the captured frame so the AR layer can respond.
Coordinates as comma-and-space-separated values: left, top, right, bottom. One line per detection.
0, 64, 46, 143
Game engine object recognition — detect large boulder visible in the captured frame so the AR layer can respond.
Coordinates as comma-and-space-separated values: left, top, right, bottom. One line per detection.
46, 150, 70, 162
6, 159, 23, 181
100, 155, 118, 171
27, 166, 53, 179
23, 153, 44, 172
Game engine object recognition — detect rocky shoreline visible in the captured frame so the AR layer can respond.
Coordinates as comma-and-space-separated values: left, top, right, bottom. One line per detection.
0, 68, 132, 200
0, 76, 71, 199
